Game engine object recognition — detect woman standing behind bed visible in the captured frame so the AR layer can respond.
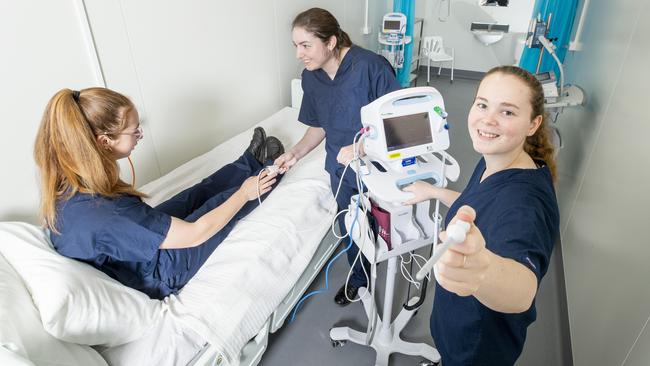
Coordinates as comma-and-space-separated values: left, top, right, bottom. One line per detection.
274, 8, 401, 306
403, 66, 560, 365
34, 87, 285, 300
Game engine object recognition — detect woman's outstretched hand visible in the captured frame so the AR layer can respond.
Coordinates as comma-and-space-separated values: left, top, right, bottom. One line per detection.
274, 151, 298, 174
435, 205, 491, 297
239, 171, 277, 201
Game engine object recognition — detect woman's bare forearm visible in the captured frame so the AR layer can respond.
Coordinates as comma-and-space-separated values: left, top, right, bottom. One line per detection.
290, 127, 325, 160
159, 190, 248, 249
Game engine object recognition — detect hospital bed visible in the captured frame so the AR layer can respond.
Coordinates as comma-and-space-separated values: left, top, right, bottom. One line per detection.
0, 83, 340, 366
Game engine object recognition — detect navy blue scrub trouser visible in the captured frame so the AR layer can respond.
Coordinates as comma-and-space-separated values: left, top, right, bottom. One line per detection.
155, 151, 278, 290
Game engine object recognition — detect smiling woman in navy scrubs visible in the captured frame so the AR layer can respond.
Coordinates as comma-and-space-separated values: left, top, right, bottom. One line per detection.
274, 8, 401, 306
403, 66, 560, 365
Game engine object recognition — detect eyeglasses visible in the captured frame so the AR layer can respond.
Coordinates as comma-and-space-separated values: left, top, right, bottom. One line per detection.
115, 126, 143, 140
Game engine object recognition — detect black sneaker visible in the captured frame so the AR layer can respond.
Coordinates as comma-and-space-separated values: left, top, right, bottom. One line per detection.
247, 127, 267, 163
334, 283, 361, 306
265, 136, 285, 161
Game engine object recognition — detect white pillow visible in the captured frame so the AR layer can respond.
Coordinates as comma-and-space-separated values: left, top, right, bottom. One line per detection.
0, 222, 164, 347
0, 252, 107, 365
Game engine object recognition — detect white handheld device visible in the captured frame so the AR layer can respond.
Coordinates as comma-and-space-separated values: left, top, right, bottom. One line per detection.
415, 220, 470, 281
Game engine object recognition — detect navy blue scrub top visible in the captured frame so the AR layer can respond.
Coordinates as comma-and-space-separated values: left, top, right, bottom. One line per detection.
432, 158, 560, 366
51, 193, 174, 299
298, 45, 401, 186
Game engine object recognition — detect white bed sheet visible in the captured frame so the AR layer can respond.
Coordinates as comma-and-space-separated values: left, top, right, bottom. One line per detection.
103, 107, 335, 366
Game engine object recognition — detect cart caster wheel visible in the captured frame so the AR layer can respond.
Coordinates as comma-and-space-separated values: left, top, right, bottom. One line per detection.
331, 340, 347, 348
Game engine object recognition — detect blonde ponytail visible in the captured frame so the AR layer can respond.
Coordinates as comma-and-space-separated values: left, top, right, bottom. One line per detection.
34, 88, 145, 232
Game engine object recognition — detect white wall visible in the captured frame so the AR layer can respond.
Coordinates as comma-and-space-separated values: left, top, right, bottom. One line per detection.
417, 0, 534, 72
0, 0, 387, 223
554, 0, 650, 365
0, 0, 100, 223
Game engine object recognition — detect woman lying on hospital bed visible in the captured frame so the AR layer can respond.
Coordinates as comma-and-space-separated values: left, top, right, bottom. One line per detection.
33, 87, 285, 300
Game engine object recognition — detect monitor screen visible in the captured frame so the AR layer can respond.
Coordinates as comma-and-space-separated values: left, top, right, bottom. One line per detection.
384, 20, 401, 30
383, 112, 433, 152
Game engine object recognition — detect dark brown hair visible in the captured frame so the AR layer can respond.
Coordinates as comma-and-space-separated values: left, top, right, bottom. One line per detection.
482, 65, 557, 181
292, 8, 352, 56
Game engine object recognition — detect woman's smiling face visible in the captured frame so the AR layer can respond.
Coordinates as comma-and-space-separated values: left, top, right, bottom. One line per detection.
468, 72, 541, 157
292, 26, 333, 71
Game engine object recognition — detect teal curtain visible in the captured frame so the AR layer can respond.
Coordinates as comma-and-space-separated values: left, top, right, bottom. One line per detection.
519, 0, 578, 82
393, 0, 415, 87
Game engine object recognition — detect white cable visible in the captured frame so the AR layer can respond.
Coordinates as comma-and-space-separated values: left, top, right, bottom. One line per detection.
399, 251, 433, 288
331, 209, 350, 239
343, 131, 372, 304
327, 130, 363, 239
319, 130, 364, 237
344, 233, 371, 303
331, 160, 353, 211
256, 166, 280, 205
256, 171, 264, 206
400, 254, 421, 290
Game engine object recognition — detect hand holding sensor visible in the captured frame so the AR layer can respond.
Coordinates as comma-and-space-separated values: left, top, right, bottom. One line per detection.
415, 220, 470, 281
